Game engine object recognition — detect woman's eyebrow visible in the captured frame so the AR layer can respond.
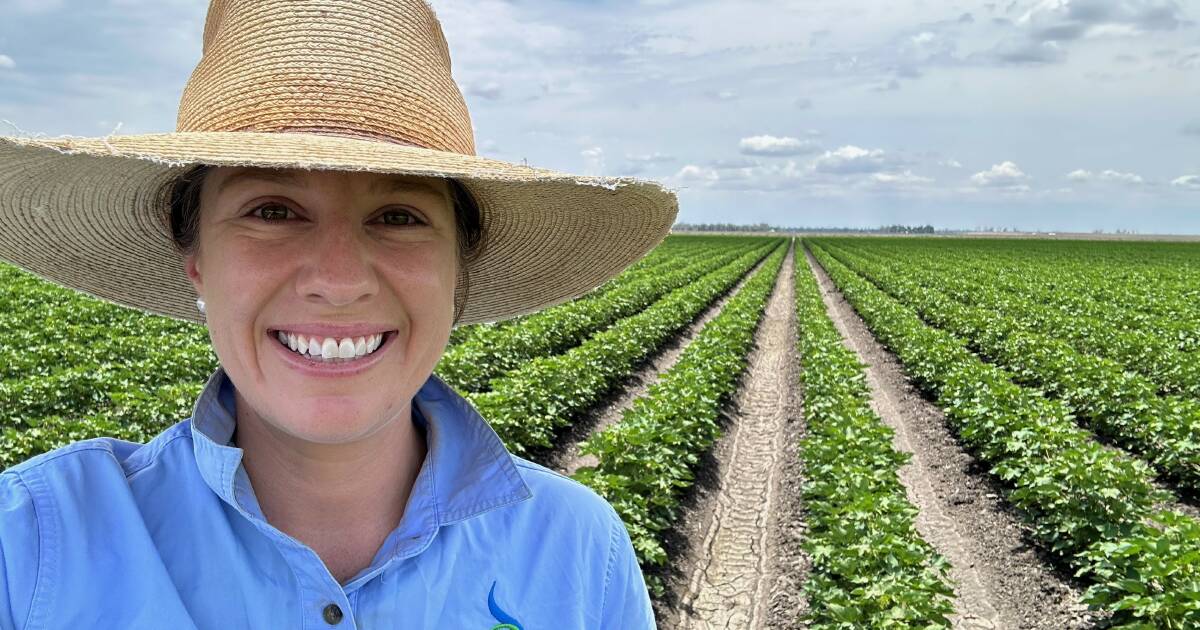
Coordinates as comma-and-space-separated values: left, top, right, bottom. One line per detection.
215, 168, 303, 196
215, 168, 444, 198
368, 177, 445, 198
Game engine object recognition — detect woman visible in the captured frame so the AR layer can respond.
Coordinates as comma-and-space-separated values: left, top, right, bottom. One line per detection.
0, 0, 676, 628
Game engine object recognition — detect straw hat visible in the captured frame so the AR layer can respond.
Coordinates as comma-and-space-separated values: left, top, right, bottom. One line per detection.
0, 0, 677, 326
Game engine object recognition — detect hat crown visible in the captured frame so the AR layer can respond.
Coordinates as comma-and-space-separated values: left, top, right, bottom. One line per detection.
176, 0, 475, 154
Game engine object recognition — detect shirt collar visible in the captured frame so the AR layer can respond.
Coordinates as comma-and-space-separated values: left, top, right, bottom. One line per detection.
188, 365, 533, 529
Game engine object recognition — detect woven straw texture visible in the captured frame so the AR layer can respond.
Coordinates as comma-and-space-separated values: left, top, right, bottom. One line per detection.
0, 0, 678, 325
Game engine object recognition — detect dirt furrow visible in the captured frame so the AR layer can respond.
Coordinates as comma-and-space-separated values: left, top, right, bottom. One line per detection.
672, 245, 801, 630
805, 248, 1101, 630
547, 254, 770, 477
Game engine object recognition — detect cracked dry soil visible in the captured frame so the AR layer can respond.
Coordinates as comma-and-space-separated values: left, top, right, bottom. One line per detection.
659, 245, 807, 630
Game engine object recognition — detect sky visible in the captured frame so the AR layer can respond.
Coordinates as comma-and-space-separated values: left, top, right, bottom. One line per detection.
1, 0, 1198, 233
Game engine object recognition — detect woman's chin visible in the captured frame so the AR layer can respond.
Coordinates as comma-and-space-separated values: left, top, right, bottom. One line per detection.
268, 404, 392, 445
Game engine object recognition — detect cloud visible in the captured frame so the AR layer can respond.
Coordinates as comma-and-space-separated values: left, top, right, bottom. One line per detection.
673, 164, 721, 186
940, 158, 964, 169
971, 161, 1030, 187
706, 89, 737, 101
870, 78, 902, 92
1017, 0, 1188, 42
581, 146, 605, 175
912, 31, 937, 45
1172, 52, 1200, 70
867, 170, 935, 188
466, 80, 503, 100
615, 152, 675, 176
814, 146, 893, 174
625, 152, 675, 164
1182, 122, 1200, 137
0, 55, 14, 70
1171, 175, 1200, 190
986, 39, 1067, 64
738, 135, 821, 157
794, 97, 813, 109
1068, 169, 1145, 184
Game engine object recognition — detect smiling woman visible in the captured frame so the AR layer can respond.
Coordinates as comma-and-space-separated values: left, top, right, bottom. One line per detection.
0, 0, 675, 628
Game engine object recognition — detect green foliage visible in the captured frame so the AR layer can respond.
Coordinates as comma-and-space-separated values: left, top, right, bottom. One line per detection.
808, 239, 1200, 627
470, 241, 782, 454
436, 236, 772, 392
819, 239, 1200, 493
793, 246, 955, 628
572, 246, 786, 574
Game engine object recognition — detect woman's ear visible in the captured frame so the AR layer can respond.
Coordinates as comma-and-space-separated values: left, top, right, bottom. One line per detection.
185, 252, 204, 295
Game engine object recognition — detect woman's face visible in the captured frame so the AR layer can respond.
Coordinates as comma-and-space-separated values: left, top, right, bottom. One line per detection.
185, 166, 459, 446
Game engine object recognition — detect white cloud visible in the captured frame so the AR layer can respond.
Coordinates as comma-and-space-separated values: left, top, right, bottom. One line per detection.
581, 146, 605, 175
814, 146, 892, 174
738, 135, 820, 157
971, 161, 1030, 187
1171, 175, 1200, 190
912, 31, 937, 45
940, 159, 964, 169
0, 55, 14, 70
1066, 169, 1145, 184
870, 170, 934, 186
674, 164, 720, 186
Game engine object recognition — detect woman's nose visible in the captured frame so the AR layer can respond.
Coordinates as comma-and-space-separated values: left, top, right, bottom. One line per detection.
295, 220, 379, 307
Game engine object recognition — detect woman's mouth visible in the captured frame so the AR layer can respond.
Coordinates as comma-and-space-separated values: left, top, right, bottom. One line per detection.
272, 330, 391, 362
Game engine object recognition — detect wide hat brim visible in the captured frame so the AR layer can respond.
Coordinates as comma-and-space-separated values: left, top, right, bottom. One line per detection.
0, 131, 678, 326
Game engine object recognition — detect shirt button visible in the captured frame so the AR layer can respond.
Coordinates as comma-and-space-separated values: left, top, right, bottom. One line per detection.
322, 603, 344, 625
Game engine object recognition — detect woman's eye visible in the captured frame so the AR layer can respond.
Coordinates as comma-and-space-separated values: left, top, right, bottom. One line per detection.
377, 210, 421, 226
250, 203, 294, 222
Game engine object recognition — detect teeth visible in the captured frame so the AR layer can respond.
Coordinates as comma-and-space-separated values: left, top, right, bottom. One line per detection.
274, 331, 388, 362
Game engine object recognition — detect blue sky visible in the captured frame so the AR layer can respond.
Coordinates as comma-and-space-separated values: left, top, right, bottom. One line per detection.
2, 0, 1198, 233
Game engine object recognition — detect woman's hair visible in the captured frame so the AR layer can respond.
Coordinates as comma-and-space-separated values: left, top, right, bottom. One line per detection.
161, 164, 487, 324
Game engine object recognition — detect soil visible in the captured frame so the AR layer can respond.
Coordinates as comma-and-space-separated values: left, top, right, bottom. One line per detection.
657, 244, 808, 629
804, 248, 1105, 630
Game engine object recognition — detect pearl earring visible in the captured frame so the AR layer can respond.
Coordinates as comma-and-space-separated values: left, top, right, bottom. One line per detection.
196, 298, 206, 315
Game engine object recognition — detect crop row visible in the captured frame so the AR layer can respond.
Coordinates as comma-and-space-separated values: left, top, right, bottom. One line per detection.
791, 249, 955, 627
832, 241, 1200, 396
469, 240, 783, 455
446, 235, 733, 347
808, 241, 1200, 627
821, 241, 1200, 493
825, 238, 1200, 352
572, 244, 786, 587
436, 237, 771, 392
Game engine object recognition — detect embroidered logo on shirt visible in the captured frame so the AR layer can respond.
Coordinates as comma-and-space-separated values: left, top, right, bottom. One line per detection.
488, 580, 524, 630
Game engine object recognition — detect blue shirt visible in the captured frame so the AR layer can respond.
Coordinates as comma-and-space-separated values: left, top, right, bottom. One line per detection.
0, 366, 655, 629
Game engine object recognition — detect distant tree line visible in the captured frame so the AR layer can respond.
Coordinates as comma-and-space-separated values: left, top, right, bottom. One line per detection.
674, 223, 945, 234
